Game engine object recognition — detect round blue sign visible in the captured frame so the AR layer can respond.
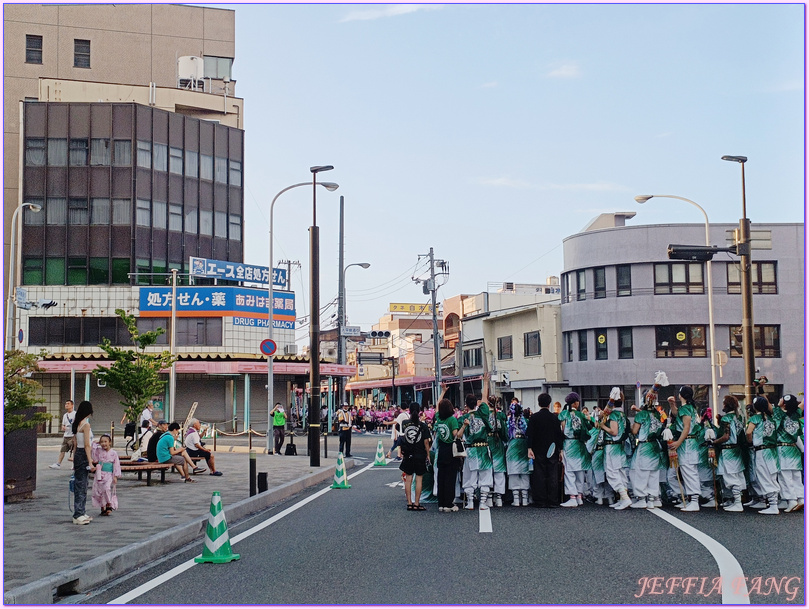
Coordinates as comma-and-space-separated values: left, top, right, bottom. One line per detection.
18, 329, 23, 343
260, 339, 277, 356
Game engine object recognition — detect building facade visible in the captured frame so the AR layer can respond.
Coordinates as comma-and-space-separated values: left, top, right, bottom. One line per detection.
560, 213, 804, 410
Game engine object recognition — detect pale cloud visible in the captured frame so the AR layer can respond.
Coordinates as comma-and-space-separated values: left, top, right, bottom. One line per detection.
656, 131, 673, 138
546, 62, 581, 79
764, 78, 802, 93
480, 81, 498, 89
478, 177, 533, 189
340, 4, 443, 22
539, 181, 630, 192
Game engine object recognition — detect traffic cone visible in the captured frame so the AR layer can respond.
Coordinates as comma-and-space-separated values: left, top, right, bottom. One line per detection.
373, 440, 387, 466
331, 452, 351, 489
195, 491, 241, 564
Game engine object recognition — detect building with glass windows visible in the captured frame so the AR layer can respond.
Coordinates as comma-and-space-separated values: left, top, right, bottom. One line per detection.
559, 212, 804, 409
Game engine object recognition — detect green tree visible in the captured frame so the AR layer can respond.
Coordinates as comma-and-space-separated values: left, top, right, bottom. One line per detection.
94, 309, 177, 424
4, 349, 51, 435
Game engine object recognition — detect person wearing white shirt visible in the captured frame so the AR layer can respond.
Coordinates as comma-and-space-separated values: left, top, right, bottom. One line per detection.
50, 400, 76, 468
386, 406, 409, 461
184, 419, 221, 475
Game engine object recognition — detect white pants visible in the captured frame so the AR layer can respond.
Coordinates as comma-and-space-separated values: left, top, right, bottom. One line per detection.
753, 452, 780, 496
563, 466, 587, 496
777, 469, 804, 501
605, 465, 627, 494
721, 470, 747, 491
630, 467, 659, 498
679, 462, 700, 496
462, 460, 493, 492
508, 473, 530, 490
492, 471, 506, 495
698, 465, 715, 499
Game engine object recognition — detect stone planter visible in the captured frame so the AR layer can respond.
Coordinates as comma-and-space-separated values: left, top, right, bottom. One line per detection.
4, 407, 45, 502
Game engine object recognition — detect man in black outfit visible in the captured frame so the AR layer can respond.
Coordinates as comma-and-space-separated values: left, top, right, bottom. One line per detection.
526, 393, 564, 507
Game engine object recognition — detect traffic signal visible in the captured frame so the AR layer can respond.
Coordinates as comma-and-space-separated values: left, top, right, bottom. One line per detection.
732, 331, 743, 354
369, 330, 390, 339
667, 245, 720, 262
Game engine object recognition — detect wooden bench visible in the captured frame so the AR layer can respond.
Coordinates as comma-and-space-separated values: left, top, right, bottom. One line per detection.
118, 463, 173, 486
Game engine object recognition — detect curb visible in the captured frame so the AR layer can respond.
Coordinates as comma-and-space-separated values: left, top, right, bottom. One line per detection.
3, 460, 352, 605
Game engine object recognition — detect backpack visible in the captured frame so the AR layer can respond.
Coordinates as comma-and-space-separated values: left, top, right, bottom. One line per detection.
399, 420, 424, 455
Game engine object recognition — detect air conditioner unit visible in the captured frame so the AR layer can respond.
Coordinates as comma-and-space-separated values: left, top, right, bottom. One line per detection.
503, 282, 515, 291
284, 345, 297, 355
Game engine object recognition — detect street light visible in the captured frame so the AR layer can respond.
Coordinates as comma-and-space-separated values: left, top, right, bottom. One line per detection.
721, 155, 756, 407
635, 194, 718, 419
337, 262, 370, 408
308, 164, 335, 467
266, 180, 339, 454
5, 202, 42, 351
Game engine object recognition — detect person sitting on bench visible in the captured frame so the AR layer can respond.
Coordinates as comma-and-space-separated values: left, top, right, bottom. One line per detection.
184, 418, 222, 476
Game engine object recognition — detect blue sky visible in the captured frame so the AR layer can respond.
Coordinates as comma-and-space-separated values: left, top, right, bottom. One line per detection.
212, 3, 804, 344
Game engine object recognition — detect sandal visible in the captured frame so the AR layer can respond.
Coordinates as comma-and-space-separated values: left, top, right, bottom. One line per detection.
185, 477, 197, 483
414, 505, 426, 511
407, 504, 415, 510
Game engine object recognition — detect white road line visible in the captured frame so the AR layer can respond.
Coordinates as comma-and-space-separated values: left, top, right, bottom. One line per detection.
478, 507, 493, 533
109, 463, 376, 604
647, 508, 749, 604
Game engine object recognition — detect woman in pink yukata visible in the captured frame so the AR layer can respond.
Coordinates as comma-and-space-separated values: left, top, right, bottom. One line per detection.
91, 434, 121, 516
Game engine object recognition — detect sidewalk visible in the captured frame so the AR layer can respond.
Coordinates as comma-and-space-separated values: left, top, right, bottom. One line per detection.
3, 436, 349, 600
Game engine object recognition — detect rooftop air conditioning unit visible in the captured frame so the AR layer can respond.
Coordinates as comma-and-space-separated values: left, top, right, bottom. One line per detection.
503, 282, 515, 291
284, 345, 297, 355
178, 56, 204, 81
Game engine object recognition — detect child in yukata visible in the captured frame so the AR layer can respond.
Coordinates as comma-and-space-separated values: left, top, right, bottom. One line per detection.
92, 434, 121, 516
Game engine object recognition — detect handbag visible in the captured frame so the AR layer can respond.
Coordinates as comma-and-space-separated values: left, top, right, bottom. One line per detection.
452, 438, 467, 458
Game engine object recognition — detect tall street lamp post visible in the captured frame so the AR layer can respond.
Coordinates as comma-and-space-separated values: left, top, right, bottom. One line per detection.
635, 194, 718, 418
5, 201, 42, 351
308, 165, 335, 467
721, 155, 756, 407
338, 262, 370, 404
266, 180, 339, 454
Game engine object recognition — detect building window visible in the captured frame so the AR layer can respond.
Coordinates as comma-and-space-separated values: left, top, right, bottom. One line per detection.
463, 347, 482, 368
45, 257, 65, 285
199, 210, 213, 236
152, 201, 167, 229
229, 160, 242, 187
90, 199, 110, 225
229, 214, 241, 241
594, 267, 606, 299
68, 198, 89, 225
25, 138, 46, 166
90, 139, 110, 165
214, 211, 227, 237
562, 273, 572, 304
497, 336, 513, 360
73, 39, 90, 68
48, 138, 67, 166
26, 34, 43, 64
23, 257, 43, 284
203, 55, 233, 80
200, 154, 213, 180
565, 332, 573, 362
169, 147, 183, 175
23, 199, 44, 225
214, 157, 228, 183
136, 319, 168, 345
111, 258, 129, 284
113, 140, 131, 166
524, 331, 541, 357
68, 139, 88, 166
578, 330, 587, 361
729, 325, 781, 358
727, 261, 777, 295
169, 204, 183, 232
136, 141, 151, 168
616, 264, 632, 297
185, 151, 198, 178
135, 259, 150, 285
176, 317, 222, 346
29, 316, 134, 346
654, 262, 704, 294
67, 257, 87, 285
88, 258, 109, 284
618, 327, 633, 359
136, 199, 151, 227
112, 199, 130, 225
656, 325, 707, 357
185, 208, 198, 233
153, 143, 168, 172
576, 269, 586, 300
595, 329, 608, 360
46, 198, 66, 225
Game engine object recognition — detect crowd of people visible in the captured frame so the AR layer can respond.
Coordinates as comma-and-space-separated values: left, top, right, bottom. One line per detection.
392, 380, 805, 515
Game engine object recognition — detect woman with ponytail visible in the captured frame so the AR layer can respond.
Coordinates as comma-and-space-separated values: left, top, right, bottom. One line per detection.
745, 396, 781, 514
71, 401, 94, 525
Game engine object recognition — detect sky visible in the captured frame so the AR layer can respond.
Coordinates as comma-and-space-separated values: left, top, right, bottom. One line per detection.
208, 2, 805, 347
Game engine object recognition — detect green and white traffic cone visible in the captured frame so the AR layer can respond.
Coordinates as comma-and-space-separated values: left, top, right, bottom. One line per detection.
373, 440, 387, 466
195, 491, 240, 564
331, 452, 351, 489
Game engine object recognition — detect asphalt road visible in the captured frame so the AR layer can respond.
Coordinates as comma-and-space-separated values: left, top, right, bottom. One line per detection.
79, 434, 804, 606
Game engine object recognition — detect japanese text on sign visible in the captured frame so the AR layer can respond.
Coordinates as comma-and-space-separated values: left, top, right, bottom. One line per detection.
189, 256, 287, 287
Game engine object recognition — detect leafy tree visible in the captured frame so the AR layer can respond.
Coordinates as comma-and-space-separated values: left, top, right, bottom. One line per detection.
4, 349, 50, 435
93, 309, 177, 425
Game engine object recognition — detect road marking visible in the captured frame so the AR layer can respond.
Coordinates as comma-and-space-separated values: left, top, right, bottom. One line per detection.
647, 508, 749, 604
109, 463, 376, 604
478, 507, 492, 533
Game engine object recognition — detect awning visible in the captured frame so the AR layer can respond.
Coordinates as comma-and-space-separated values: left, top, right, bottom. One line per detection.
345, 375, 435, 391
35, 359, 357, 377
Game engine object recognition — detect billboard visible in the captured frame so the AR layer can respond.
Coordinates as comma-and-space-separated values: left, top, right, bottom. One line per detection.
189, 256, 287, 287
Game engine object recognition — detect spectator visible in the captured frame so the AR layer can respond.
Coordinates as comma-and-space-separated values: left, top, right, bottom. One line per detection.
399, 402, 432, 511
140, 401, 158, 430
157, 422, 196, 482
72, 401, 95, 524
50, 399, 76, 469
184, 419, 221, 475
133, 421, 153, 461
146, 420, 169, 462
91, 434, 121, 516
271, 404, 287, 455
387, 406, 409, 460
